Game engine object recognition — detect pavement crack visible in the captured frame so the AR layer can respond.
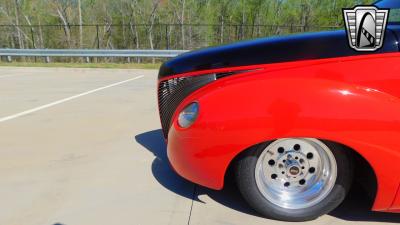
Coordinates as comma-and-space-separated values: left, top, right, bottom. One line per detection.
187, 184, 197, 225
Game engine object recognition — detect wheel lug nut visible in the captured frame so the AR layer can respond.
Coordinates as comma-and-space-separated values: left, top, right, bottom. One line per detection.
294, 144, 301, 151
268, 160, 275, 166
309, 167, 316, 174
284, 182, 290, 187
271, 174, 278, 179
278, 147, 285, 154
307, 153, 314, 159
299, 179, 306, 185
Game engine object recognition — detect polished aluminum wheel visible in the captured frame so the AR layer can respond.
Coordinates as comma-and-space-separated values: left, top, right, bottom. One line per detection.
255, 138, 338, 210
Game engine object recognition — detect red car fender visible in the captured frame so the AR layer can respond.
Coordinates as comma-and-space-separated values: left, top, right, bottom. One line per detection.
167, 72, 400, 211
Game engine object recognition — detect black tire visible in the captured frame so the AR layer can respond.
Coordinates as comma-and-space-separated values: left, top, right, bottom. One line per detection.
235, 140, 353, 222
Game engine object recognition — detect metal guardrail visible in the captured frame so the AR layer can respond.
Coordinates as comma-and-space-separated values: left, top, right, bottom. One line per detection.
0, 49, 189, 58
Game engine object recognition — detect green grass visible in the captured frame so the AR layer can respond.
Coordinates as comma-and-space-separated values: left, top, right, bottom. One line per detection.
0, 62, 161, 70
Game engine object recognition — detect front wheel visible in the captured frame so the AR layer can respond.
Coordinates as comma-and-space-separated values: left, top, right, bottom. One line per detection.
235, 138, 353, 222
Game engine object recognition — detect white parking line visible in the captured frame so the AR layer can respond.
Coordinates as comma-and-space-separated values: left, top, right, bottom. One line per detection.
0, 75, 144, 123
0, 74, 20, 79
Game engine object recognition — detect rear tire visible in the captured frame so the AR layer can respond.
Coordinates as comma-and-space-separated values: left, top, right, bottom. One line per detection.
235, 138, 353, 222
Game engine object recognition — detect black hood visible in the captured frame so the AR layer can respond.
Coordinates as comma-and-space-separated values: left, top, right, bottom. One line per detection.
159, 28, 399, 79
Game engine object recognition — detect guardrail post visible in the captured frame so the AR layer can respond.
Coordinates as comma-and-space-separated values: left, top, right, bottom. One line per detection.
85, 57, 90, 63
6, 56, 12, 62
45, 56, 51, 63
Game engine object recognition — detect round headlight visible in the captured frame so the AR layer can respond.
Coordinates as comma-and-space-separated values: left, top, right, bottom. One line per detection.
178, 102, 199, 128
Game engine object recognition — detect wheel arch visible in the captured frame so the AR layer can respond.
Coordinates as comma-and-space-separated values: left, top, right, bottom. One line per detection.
224, 139, 378, 209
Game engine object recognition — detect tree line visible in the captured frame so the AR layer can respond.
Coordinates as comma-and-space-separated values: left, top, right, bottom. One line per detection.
0, 0, 373, 51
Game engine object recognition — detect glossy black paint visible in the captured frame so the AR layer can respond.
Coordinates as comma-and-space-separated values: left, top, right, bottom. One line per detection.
159, 28, 400, 79
375, 0, 400, 8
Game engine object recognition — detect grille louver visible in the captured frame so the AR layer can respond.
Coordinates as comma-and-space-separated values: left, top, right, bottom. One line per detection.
158, 74, 216, 138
